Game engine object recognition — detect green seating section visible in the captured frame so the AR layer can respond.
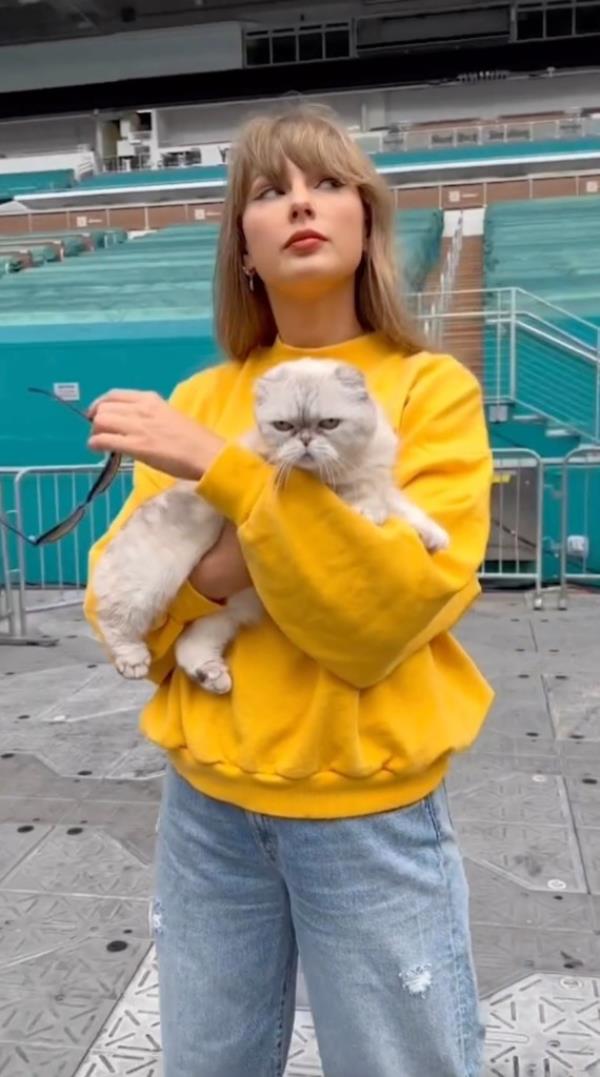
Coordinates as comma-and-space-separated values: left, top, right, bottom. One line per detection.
485, 197, 600, 323
0, 169, 75, 198
0, 212, 441, 324
75, 138, 600, 191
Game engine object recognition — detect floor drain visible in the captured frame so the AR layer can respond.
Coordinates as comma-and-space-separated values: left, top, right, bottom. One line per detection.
107, 940, 128, 953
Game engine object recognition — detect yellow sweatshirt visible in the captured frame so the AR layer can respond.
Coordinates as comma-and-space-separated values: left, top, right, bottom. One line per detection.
84, 332, 494, 819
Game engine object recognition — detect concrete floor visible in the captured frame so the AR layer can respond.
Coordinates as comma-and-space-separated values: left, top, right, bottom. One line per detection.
1, 589, 599, 1076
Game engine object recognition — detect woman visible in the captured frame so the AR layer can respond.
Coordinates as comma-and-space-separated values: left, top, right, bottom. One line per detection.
84, 104, 494, 1077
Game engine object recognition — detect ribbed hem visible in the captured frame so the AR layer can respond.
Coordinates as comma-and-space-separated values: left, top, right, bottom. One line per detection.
166, 747, 450, 820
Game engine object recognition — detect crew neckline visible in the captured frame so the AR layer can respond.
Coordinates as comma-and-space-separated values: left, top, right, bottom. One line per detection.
266, 331, 394, 370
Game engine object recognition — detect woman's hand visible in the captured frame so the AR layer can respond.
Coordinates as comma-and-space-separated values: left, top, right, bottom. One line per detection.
87, 389, 224, 480
190, 521, 253, 600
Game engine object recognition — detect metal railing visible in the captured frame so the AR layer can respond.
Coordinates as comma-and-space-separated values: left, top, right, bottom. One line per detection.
381, 115, 600, 152
411, 287, 600, 443
0, 447, 555, 638
0, 464, 133, 639
481, 448, 545, 608
95, 115, 600, 174
0, 482, 19, 642
419, 213, 464, 337
559, 445, 600, 608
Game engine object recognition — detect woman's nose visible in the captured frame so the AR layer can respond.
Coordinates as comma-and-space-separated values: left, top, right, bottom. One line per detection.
289, 190, 315, 220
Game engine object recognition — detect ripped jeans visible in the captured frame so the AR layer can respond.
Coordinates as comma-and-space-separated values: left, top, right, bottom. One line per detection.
152, 762, 485, 1077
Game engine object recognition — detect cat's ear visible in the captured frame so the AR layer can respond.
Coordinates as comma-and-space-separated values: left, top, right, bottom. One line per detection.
334, 363, 369, 400
254, 363, 291, 405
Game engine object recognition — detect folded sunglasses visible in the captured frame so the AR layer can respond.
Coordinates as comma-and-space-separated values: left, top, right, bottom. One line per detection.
0, 387, 121, 547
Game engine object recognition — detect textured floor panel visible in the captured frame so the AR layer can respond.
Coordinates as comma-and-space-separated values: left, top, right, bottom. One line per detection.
0, 893, 149, 967
0, 938, 149, 999
0, 754, 90, 799
0, 797, 77, 825
0, 1044, 84, 1076
1, 827, 152, 898
2, 594, 600, 1077
450, 772, 573, 825
484, 973, 600, 1074
546, 671, 600, 740
456, 817, 586, 892
73, 949, 600, 1077
0, 666, 96, 722
472, 923, 600, 996
0, 989, 115, 1049
40, 667, 152, 723
74, 951, 323, 1077
0, 823, 52, 884
578, 828, 600, 896
465, 860, 597, 933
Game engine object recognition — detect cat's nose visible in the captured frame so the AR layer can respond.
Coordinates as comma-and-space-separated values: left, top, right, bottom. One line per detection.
300, 432, 311, 446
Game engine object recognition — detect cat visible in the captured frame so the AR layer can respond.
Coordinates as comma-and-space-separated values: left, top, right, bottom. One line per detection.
92, 359, 449, 693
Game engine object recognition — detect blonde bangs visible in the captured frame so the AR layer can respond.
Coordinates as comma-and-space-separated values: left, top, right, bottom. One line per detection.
233, 109, 371, 200
215, 104, 426, 361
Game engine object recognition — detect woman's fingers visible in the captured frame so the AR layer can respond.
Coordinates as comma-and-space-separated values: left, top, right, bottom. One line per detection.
88, 432, 132, 454
92, 402, 142, 434
87, 389, 160, 418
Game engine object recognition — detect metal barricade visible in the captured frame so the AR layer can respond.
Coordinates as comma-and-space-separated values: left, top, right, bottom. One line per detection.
482, 449, 544, 608
5, 463, 133, 633
559, 446, 600, 608
0, 485, 18, 641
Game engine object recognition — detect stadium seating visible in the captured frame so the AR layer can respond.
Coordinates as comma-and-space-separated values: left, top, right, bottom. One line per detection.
0, 169, 75, 198
72, 137, 600, 192
484, 197, 600, 324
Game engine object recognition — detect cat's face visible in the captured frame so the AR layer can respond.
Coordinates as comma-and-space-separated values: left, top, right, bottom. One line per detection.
254, 358, 377, 481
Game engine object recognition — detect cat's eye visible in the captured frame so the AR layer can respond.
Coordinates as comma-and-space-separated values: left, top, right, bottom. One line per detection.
319, 419, 341, 430
272, 420, 294, 431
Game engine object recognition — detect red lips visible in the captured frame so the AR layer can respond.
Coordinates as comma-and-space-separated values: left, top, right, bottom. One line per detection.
284, 229, 327, 249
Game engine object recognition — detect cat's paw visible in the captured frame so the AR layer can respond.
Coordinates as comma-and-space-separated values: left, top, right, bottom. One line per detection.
114, 643, 151, 679
355, 503, 388, 525
420, 521, 450, 553
187, 659, 232, 695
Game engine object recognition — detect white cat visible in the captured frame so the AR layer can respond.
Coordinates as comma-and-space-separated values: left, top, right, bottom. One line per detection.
93, 359, 448, 692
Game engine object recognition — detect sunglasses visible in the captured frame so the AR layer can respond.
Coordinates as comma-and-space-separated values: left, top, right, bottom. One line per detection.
0, 387, 122, 547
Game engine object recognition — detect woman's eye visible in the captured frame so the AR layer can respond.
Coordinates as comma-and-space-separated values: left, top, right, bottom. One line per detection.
273, 421, 294, 432
255, 185, 280, 200
317, 178, 344, 190
319, 419, 341, 430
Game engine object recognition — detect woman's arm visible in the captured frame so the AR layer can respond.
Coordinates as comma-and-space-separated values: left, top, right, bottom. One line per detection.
188, 521, 252, 599
84, 371, 230, 684
195, 355, 492, 689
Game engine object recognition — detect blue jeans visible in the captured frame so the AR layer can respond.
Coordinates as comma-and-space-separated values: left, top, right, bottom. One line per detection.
152, 762, 485, 1077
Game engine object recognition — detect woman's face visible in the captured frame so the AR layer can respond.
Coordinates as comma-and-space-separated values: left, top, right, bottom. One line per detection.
241, 158, 366, 299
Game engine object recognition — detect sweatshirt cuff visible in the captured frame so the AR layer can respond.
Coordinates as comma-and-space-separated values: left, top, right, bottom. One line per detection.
197, 443, 272, 526
167, 579, 225, 624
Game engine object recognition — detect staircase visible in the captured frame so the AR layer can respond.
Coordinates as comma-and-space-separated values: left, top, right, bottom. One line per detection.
435, 235, 484, 380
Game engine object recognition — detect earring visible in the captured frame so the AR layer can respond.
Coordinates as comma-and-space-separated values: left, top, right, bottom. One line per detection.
243, 267, 255, 293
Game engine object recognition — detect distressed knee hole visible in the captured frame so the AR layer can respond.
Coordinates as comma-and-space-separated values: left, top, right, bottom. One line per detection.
149, 897, 164, 939
399, 963, 432, 996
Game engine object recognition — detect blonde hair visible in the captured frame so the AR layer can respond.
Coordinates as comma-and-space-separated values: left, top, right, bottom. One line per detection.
214, 103, 425, 361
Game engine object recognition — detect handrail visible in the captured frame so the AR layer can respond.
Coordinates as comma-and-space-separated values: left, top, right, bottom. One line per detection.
517, 320, 600, 366
516, 312, 599, 365
514, 287, 600, 340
